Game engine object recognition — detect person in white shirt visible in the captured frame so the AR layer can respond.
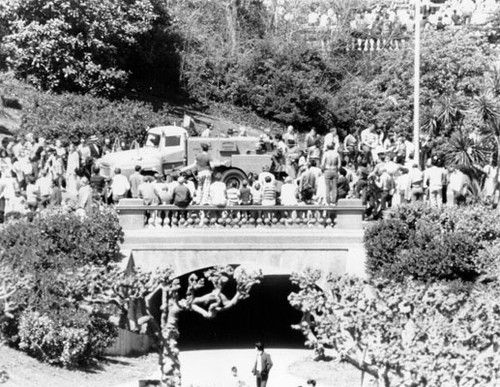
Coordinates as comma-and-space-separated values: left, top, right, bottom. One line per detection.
447, 165, 470, 206
209, 173, 227, 207
280, 177, 298, 206
201, 124, 213, 138
424, 158, 446, 207
111, 168, 130, 203
323, 127, 340, 152
360, 125, 380, 164
36, 170, 52, 209
66, 142, 80, 198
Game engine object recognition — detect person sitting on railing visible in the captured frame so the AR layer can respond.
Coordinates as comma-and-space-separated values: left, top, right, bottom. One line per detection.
227, 182, 241, 206
138, 175, 158, 226
209, 172, 227, 208
251, 182, 262, 205
280, 176, 299, 206
138, 176, 157, 205
172, 176, 192, 208
337, 168, 350, 200
261, 176, 277, 206
240, 180, 252, 205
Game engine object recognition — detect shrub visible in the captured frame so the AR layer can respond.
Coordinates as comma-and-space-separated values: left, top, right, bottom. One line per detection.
20, 92, 177, 145
364, 218, 410, 276
397, 226, 479, 281
366, 203, 500, 281
35, 207, 124, 266
18, 310, 117, 367
0, 208, 123, 312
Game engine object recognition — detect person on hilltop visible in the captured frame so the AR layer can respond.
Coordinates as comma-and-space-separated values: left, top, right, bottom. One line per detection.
305, 127, 319, 151
252, 342, 273, 387
283, 125, 298, 150
201, 123, 213, 138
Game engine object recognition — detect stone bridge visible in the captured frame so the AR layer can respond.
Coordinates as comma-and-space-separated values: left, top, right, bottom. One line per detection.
117, 199, 367, 283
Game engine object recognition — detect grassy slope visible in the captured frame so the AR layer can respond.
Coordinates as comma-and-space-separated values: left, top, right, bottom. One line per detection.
0, 73, 280, 138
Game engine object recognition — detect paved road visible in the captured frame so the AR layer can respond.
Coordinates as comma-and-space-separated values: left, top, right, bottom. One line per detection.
113, 348, 314, 387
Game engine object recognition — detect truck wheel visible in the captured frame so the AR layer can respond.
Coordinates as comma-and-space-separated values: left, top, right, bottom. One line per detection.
221, 169, 247, 188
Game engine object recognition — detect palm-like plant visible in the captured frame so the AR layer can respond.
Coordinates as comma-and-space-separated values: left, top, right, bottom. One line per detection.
471, 92, 500, 166
444, 129, 488, 181
422, 96, 464, 137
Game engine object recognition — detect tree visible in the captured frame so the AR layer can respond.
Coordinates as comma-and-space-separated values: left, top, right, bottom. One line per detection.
289, 269, 500, 387
336, 29, 493, 137
0, 0, 158, 95
73, 264, 263, 387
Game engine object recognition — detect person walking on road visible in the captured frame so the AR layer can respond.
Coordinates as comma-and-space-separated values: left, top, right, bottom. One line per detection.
252, 342, 273, 387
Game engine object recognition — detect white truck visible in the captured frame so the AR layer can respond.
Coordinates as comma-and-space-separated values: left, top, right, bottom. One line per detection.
97, 125, 276, 186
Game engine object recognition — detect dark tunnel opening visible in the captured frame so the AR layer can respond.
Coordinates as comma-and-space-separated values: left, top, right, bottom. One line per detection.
158, 274, 306, 350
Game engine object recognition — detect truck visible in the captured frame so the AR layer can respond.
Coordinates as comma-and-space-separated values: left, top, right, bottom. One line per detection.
97, 125, 276, 186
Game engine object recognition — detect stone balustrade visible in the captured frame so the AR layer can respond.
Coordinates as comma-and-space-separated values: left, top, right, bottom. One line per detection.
116, 199, 365, 231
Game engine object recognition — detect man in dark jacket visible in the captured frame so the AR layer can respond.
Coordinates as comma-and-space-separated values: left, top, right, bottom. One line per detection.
172, 176, 192, 208
252, 342, 273, 387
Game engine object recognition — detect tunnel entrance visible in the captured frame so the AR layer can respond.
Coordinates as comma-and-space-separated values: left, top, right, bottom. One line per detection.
177, 275, 305, 350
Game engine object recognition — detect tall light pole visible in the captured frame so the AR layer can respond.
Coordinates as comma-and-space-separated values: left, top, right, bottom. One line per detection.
414, 0, 421, 165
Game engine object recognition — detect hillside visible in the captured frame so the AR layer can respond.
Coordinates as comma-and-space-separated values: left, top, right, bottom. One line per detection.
0, 73, 280, 140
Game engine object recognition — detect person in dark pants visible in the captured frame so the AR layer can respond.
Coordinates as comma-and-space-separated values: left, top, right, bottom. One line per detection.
252, 342, 273, 387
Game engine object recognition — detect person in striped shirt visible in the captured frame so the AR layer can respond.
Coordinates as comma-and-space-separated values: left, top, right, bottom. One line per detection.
261, 176, 277, 206
227, 182, 241, 206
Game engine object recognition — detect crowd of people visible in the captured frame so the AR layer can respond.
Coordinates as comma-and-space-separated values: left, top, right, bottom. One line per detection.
0, 133, 112, 221
268, 0, 500, 51
0, 121, 496, 224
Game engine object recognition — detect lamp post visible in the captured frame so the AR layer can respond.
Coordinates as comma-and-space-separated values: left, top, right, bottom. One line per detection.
414, 0, 421, 165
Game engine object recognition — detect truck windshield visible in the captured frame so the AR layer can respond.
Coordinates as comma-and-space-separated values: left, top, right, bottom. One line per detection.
145, 133, 181, 147
145, 133, 160, 147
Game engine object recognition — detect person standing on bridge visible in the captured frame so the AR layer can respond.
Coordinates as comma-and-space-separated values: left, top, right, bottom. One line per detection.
195, 143, 213, 205
252, 342, 273, 387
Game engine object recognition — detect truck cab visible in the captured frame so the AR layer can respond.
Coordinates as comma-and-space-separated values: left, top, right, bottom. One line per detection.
98, 126, 188, 178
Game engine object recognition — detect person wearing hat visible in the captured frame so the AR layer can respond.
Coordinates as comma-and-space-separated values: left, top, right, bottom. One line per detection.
88, 135, 101, 159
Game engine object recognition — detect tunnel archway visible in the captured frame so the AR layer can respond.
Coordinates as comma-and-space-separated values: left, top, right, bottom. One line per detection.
177, 274, 305, 350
